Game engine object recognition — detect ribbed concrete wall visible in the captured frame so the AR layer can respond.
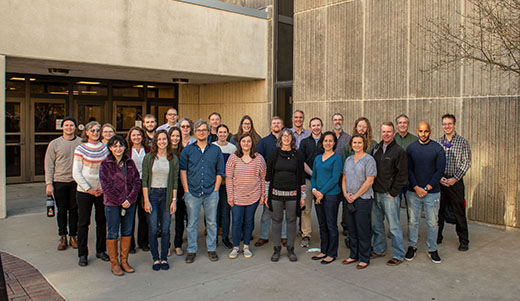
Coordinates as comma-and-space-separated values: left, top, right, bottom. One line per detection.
294, 0, 520, 227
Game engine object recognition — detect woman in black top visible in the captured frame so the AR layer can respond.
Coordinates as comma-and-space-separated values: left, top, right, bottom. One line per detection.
266, 129, 305, 262
168, 127, 187, 256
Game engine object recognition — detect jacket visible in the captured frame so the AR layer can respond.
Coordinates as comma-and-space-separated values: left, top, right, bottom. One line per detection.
299, 135, 324, 179
141, 153, 179, 210
99, 156, 141, 207
371, 139, 408, 197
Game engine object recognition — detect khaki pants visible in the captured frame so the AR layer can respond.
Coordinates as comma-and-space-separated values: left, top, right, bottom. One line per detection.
301, 179, 314, 238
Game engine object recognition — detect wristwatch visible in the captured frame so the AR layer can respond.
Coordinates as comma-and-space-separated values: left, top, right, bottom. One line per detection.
424, 186, 429, 192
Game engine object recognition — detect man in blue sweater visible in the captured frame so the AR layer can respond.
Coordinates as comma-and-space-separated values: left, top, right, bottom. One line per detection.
405, 121, 446, 264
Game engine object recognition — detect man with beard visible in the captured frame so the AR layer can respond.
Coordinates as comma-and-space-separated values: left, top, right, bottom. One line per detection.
157, 108, 179, 132
142, 114, 157, 145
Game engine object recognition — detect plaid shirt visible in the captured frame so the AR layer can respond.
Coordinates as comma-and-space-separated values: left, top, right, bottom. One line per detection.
436, 132, 471, 181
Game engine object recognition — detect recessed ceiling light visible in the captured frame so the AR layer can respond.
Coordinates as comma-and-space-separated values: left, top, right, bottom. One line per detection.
48, 68, 69, 76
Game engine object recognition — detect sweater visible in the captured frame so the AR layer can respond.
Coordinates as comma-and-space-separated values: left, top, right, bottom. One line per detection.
225, 153, 266, 206
99, 156, 141, 206
311, 153, 343, 196
44, 136, 82, 184
141, 153, 179, 211
406, 140, 446, 193
72, 142, 109, 192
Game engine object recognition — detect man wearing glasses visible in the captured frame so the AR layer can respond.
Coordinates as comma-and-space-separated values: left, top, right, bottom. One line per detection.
157, 108, 179, 132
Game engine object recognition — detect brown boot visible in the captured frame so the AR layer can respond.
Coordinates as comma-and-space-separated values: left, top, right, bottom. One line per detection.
107, 239, 123, 276
57, 235, 68, 250
120, 236, 135, 273
69, 236, 78, 249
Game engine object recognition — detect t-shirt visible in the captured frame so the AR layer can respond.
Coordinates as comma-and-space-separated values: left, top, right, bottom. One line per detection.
151, 156, 170, 188
343, 153, 377, 199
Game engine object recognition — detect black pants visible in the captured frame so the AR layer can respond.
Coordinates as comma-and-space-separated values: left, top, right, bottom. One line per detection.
345, 198, 372, 264
439, 179, 469, 243
53, 181, 78, 236
174, 196, 187, 248
315, 195, 340, 258
272, 199, 297, 248
76, 191, 106, 257
131, 191, 149, 249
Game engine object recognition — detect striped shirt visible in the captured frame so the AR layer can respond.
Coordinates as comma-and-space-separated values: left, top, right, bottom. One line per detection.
225, 153, 266, 206
73, 142, 109, 192
436, 132, 471, 181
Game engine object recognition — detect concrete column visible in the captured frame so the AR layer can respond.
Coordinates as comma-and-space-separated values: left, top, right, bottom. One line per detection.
0, 54, 6, 218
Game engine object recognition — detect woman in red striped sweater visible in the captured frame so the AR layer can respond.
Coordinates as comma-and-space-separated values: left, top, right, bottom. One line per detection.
225, 133, 266, 259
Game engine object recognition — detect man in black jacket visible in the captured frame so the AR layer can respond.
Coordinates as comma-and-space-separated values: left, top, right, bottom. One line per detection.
371, 122, 408, 266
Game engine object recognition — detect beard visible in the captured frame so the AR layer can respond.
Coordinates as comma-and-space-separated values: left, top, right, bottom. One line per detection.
333, 124, 342, 130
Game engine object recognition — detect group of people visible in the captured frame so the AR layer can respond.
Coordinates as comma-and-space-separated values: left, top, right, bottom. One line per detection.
44, 107, 471, 275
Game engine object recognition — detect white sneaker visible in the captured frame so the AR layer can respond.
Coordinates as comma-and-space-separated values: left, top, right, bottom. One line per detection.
243, 247, 253, 258
229, 247, 239, 259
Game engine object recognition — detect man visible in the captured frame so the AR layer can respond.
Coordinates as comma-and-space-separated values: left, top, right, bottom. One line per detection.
371, 122, 408, 265
156, 108, 179, 132
180, 120, 225, 263
142, 114, 157, 145
436, 114, 471, 251
298, 117, 324, 247
44, 117, 83, 250
208, 112, 222, 143
290, 110, 311, 149
394, 114, 418, 151
255, 116, 287, 247
405, 121, 446, 264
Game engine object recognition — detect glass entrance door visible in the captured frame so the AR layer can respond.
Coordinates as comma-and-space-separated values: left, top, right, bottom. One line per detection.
6, 98, 25, 183
113, 101, 145, 135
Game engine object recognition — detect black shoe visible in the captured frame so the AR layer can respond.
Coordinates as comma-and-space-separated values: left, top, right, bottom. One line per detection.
185, 253, 196, 264
78, 255, 88, 267
458, 241, 469, 252
437, 234, 443, 244
208, 251, 219, 262
428, 250, 442, 263
271, 246, 281, 262
321, 257, 335, 265
141, 245, 150, 252
287, 247, 297, 262
222, 237, 233, 249
405, 246, 417, 261
129, 246, 136, 254
312, 254, 326, 261
96, 252, 110, 262
342, 229, 348, 236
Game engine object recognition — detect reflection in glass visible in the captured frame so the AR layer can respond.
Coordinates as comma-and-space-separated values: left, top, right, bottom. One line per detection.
6, 135, 21, 144
6, 80, 25, 96
6, 102, 21, 132
113, 84, 144, 97
35, 144, 48, 176
78, 104, 104, 126
147, 85, 175, 98
34, 103, 65, 132
277, 22, 294, 82
35, 135, 61, 143
278, 0, 293, 17
31, 80, 68, 95
73, 84, 108, 96
6, 146, 21, 177
115, 105, 143, 131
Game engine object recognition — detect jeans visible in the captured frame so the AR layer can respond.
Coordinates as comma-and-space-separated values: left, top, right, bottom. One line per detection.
371, 192, 405, 260
131, 191, 149, 249
407, 191, 440, 252
53, 181, 78, 236
76, 191, 106, 257
185, 190, 219, 253
231, 201, 259, 247
439, 179, 469, 243
259, 206, 287, 240
217, 186, 231, 238
105, 203, 136, 240
271, 200, 297, 248
146, 188, 171, 261
345, 198, 372, 264
314, 195, 340, 258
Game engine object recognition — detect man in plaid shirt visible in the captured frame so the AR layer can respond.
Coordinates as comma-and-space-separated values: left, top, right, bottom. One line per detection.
436, 114, 471, 251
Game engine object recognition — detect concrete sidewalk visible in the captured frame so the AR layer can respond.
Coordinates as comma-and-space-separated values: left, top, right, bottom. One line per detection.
1, 183, 519, 300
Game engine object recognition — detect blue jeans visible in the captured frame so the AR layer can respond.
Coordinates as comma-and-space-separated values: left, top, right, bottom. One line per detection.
314, 195, 340, 258
185, 191, 219, 253
217, 186, 231, 238
105, 203, 136, 240
231, 201, 259, 247
371, 192, 405, 260
259, 206, 287, 240
406, 191, 440, 252
345, 198, 372, 264
146, 188, 171, 261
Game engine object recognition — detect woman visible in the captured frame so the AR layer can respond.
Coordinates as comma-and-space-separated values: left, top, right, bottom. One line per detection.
179, 117, 196, 147
73, 121, 110, 267
230, 115, 261, 146
226, 133, 266, 259
311, 131, 343, 264
341, 134, 377, 269
344, 117, 378, 158
168, 127, 187, 256
213, 124, 237, 249
99, 135, 141, 276
142, 130, 178, 271
266, 129, 305, 262
126, 126, 150, 253
101, 123, 116, 145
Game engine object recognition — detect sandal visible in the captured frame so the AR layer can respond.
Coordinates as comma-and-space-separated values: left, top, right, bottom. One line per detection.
342, 258, 358, 265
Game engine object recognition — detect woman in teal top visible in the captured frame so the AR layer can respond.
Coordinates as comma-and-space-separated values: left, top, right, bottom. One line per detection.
311, 131, 343, 264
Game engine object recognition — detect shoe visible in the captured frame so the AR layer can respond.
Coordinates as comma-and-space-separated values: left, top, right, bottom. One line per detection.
78, 255, 88, 267
342, 229, 348, 236
300, 236, 310, 248
342, 258, 358, 265
174, 247, 184, 256
458, 241, 469, 252
405, 247, 417, 261
152, 262, 161, 271
107, 239, 123, 276
129, 246, 136, 254
254, 238, 269, 247
312, 254, 327, 261
271, 246, 281, 262
204, 228, 207, 236
243, 248, 253, 259
218, 227, 223, 235
58, 235, 68, 250
437, 234, 443, 244
321, 257, 335, 264
428, 250, 442, 264
160, 261, 170, 270
386, 258, 403, 266
141, 245, 150, 252
344, 235, 351, 249
208, 251, 219, 262
370, 251, 386, 259
281, 238, 288, 247
69, 236, 78, 249
96, 252, 110, 262
120, 236, 135, 273
228, 247, 239, 259
185, 253, 196, 264
222, 237, 233, 249
356, 262, 369, 269
287, 247, 297, 262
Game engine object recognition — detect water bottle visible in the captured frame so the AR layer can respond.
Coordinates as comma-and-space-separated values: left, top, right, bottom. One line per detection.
47, 195, 55, 217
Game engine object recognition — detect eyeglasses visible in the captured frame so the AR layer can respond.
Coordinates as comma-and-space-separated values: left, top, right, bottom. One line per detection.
195, 129, 208, 133
166, 113, 178, 116
89, 129, 100, 133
